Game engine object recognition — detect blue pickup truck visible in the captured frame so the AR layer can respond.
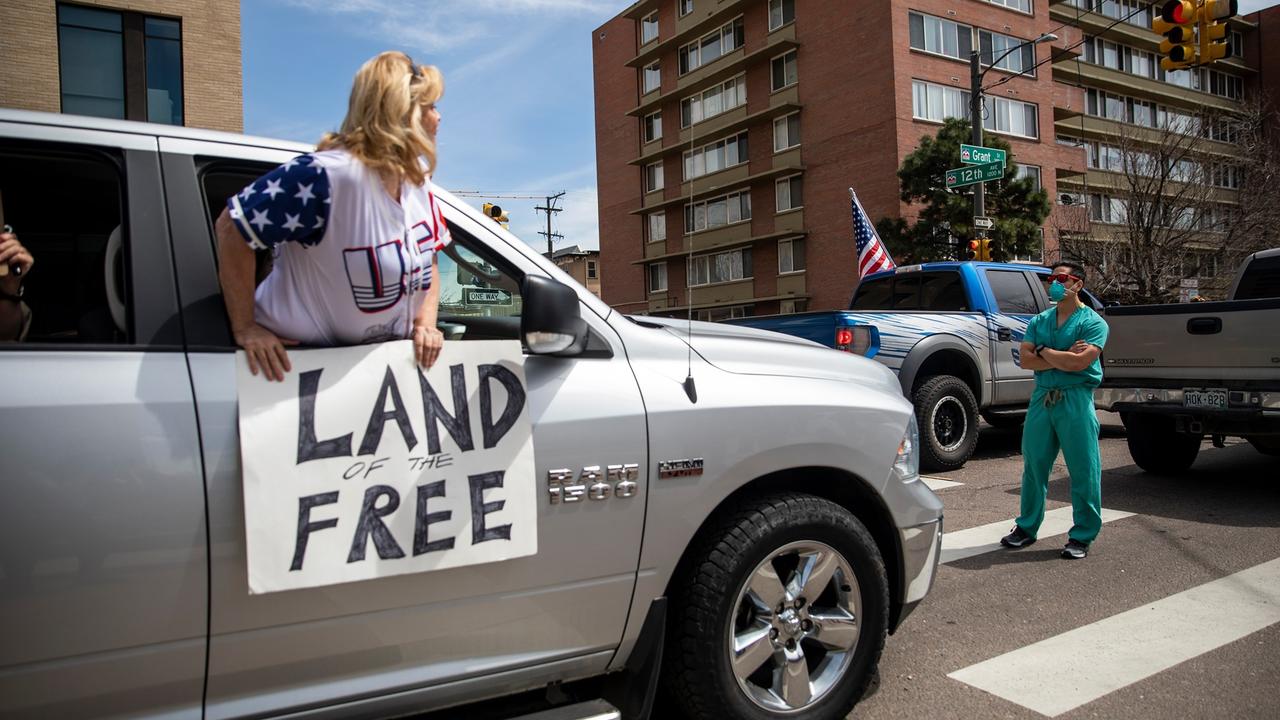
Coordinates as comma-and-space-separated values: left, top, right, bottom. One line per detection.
729, 262, 1103, 471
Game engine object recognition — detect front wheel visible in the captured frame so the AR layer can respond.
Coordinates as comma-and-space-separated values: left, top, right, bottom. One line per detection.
663, 494, 888, 720
914, 375, 980, 472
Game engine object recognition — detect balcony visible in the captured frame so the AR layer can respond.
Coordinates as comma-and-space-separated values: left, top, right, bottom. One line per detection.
1048, 202, 1090, 235
1053, 61, 1239, 113
629, 100, 802, 166
1052, 82, 1085, 121
630, 162, 804, 215
1055, 140, 1088, 178
1050, 23, 1083, 61
626, 0, 750, 68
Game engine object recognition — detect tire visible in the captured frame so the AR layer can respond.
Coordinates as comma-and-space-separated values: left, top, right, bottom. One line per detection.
980, 410, 1026, 429
1123, 412, 1202, 474
914, 375, 979, 472
663, 493, 888, 720
1247, 436, 1280, 457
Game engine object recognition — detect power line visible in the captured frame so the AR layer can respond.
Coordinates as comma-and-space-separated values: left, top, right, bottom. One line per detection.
534, 191, 566, 257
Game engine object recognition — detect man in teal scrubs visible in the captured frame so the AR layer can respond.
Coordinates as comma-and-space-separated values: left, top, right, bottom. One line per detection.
1001, 261, 1109, 559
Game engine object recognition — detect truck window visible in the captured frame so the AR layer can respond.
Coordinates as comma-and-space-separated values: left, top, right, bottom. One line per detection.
986, 269, 1038, 315
0, 142, 130, 344
850, 276, 893, 309
918, 271, 968, 311
1233, 254, 1280, 300
892, 276, 922, 309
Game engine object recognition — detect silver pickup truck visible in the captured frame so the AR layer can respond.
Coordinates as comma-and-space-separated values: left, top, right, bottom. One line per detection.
1095, 248, 1280, 473
0, 109, 943, 720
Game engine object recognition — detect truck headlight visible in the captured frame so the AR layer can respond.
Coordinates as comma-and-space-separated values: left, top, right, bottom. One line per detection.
893, 415, 920, 483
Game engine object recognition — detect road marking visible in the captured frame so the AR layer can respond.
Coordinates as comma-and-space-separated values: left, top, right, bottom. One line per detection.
922, 476, 964, 491
940, 507, 1135, 565
948, 557, 1280, 717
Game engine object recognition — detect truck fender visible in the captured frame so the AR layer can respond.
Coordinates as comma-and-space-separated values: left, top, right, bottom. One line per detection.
897, 334, 988, 408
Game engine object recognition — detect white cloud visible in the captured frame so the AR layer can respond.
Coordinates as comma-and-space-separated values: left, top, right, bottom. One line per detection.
1238, 0, 1280, 13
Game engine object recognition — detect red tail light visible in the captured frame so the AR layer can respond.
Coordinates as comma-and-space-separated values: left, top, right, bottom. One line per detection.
835, 328, 854, 348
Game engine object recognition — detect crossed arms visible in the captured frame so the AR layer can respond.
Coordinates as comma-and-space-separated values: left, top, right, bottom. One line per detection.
1019, 340, 1101, 373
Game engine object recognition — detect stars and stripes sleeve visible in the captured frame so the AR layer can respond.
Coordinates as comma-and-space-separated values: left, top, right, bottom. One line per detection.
226, 154, 331, 250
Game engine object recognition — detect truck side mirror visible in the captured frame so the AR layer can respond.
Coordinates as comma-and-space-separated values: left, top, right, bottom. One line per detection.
521, 275, 588, 356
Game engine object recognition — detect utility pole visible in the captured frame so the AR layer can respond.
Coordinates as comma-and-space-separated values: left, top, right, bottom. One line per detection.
535, 191, 566, 258
969, 50, 985, 231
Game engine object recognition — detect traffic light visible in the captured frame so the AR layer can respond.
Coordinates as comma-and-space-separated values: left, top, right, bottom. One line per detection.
1154, 0, 1198, 71
481, 202, 510, 230
1200, 0, 1238, 64
965, 239, 980, 261
979, 238, 993, 262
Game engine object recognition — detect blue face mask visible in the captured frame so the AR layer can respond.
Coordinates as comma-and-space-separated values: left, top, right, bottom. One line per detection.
1048, 280, 1067, 302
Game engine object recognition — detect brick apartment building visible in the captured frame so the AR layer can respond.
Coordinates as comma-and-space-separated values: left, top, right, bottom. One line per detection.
593, 0, 1270, 318
0, 1, 242, 133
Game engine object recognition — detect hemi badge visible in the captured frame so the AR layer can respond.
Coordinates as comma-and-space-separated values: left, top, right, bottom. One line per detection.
658, 458, 704, 479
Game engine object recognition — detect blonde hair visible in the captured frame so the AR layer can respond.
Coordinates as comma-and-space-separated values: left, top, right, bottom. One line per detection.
319, 51, 444, 187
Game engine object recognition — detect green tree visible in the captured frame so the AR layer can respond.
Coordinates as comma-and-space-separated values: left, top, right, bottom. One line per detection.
875, 118, 1050, 263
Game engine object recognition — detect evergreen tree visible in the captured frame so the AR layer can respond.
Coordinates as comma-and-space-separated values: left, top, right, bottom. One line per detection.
875, 118, 1050, 263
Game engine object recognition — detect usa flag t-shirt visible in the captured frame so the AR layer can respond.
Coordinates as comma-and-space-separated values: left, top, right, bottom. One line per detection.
227, 148, 452, 346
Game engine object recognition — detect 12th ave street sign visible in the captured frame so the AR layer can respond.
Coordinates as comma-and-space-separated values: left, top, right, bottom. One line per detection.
463, 287, 514, 306
960, 144, 1007, 167
946, 160, 1005, 189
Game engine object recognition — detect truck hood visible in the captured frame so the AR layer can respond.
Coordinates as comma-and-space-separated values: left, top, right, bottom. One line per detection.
632, 316, 902, 393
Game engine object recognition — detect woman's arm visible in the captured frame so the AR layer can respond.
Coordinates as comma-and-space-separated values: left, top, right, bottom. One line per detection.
412, 255, 444, 369
216, 208, 295, 381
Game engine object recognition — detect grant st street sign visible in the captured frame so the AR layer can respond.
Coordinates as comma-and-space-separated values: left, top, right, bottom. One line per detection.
946, 160, 1004, 189
960, 144, 1007, 167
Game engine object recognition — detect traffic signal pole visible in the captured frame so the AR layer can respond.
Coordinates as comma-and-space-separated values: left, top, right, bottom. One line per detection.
969, 51, 984, 228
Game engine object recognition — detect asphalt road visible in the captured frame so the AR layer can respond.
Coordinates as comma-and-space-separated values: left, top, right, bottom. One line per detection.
853, 413, 1280, 719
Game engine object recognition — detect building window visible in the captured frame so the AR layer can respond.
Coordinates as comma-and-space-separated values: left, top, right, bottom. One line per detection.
982, 96, 1038, 139
771, 50, 798, 91
695, 305, 752, 321
1014, 164, 1041, 191
684, 190, 752, 233
769, 0, 795, 31
773, 112, 800, 151
678, 0, 694, 18
648, 211, 667, 243
644, 111, 663, 142
908, 12, 972, 61
641, 11, 659, 44
775, 175, 803, 212
1067, 0, 1152, 28
985, 0, 1031, 12
57, 3, 184, 125
643, 62, 661, 94
680, 75, 747, 127
587, 260, 598, 280
778, 237, 805, 273
1229, 31, 1244, 58
780, 299, 808, 314
683, 132, 748, 180
688, 247, 752, 286
911, 79, 970, 123
648, 262, 668, 293
979, 29, 1036, 76
1206, 69, 1243, 101
645, 161, 665, 192
1088, 194, 1128, 224
679, 17, 744, 75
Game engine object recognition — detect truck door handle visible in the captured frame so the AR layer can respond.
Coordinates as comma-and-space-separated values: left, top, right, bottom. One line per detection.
1187, 317, 1222, 335
997, 328, 1012, 341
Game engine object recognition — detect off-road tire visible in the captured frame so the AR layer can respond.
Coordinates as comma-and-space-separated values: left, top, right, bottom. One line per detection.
914, 375, 979, 472
1123, 412, 1202, 474
662, 493, 888, 720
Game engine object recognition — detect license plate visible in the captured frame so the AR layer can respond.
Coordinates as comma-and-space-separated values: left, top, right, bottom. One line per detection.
1183, 389, 1228, 410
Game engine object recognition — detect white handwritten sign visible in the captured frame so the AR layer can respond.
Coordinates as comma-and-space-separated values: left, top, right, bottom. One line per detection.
237, 340, 536, 594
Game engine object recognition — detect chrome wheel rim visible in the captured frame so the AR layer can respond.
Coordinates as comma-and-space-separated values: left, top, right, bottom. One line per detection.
931, 396, 968, 453
727, 540, 861, 713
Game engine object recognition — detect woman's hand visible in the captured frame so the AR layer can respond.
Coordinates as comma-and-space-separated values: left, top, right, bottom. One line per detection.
0, 231, 34, 294
413, 324, 444, 370
235, 322, 298, 382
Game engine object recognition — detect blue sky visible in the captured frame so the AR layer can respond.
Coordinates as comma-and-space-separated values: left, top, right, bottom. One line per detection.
242, 0, 623, 252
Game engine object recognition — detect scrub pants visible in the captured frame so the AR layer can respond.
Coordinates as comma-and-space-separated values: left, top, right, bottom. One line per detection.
1015, 385, 1103, 545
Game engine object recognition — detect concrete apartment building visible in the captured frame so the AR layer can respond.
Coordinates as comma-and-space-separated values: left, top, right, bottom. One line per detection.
0, 1, 242, 133
593, 0, 1269, 317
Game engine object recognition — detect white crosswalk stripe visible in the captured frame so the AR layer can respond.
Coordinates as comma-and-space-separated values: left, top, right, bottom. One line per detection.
948, 557, 1280, 717
922, 476, 963, 491
941, 507, 1135, 565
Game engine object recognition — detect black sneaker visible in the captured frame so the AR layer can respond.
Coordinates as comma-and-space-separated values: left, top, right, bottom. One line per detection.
1000, 526, 1035, 548
1061, 539, 1088, 559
